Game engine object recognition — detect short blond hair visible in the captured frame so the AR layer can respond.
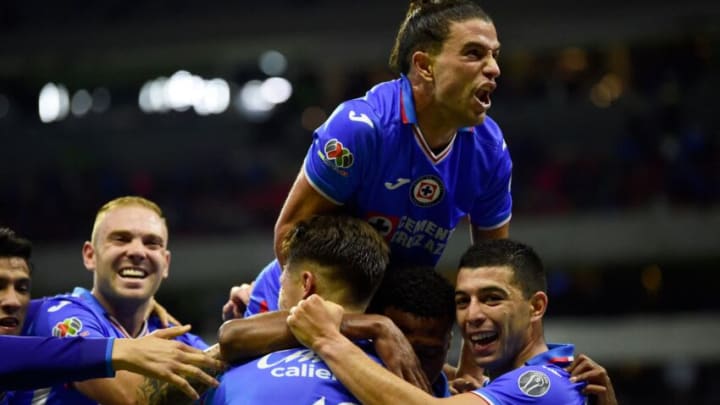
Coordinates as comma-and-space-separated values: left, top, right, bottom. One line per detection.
90, 196, 166, 244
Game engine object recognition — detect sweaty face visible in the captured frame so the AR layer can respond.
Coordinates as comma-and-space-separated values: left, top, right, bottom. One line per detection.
84, 205, 170, 307
455, 265, 532, 373
0, 257, 31, 335
383, 306, 452, 385
429, 18, 501, 127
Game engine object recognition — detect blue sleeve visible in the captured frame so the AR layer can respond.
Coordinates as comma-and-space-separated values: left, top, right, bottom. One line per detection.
0, 335, 114, 391
303, 99, 379, 204
32, 299, 107, 339
473, 366, 585, 405
174, 332, 209, 351
470, 125, 513, 230
244, 259, 282, 317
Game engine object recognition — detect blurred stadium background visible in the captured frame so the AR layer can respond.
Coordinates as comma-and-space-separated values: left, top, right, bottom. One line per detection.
1, 0, 719, 403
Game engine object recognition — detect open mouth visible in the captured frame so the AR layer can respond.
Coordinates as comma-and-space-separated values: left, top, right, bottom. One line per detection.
0, 317, 20, 329
469, 330, 499, 347
475, 89, 492, 110
118, 267, 149, 279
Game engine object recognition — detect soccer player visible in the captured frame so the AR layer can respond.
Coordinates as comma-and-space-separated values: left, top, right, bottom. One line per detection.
22, 196, 218, 405
0, 227, 221, 403
203, 215, 389, 404
287, 239, 618, 405
231, 0, 512, 319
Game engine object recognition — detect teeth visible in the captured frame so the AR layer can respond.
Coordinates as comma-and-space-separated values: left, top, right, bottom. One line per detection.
119, 268, 146, 278
470, 331, 497, 342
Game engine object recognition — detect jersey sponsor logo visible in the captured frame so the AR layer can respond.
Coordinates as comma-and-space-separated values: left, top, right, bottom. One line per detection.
410, 175, 445, 207
517, 370, 551, 397
323, 139, 354, 169
388, 217, 452, 257
348, 110, 374, 129
52, 317, 84, 337
384, 177, 411, 190
257, 348, 337, 381
47, 300, 72, 313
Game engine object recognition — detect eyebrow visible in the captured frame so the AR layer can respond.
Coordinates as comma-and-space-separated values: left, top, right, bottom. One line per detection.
455, 286, 509, 296
461, 41, 501, 52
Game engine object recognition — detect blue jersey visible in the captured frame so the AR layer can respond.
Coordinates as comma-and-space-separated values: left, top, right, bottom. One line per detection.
17, 287, 208, 405
202, 342, 382, 405
247, 75, 512, 316
472, 344, 587, 405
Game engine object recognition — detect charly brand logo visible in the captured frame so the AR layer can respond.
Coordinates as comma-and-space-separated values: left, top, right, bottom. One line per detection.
324, 139, 354, 169
410, 175, 445, 207
517, 370, 551, 397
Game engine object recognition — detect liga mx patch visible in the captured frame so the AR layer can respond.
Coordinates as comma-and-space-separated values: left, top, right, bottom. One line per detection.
517, 370, 551, 397
52, 317, 83, 337
323, 139, 354, 169
410, 175, 445, 207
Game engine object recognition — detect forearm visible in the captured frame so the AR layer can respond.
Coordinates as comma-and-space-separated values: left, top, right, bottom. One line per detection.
218, 311, 296, 362
0, 336, 113, 390
316, 335, 441, 405
340, 313, 390, 340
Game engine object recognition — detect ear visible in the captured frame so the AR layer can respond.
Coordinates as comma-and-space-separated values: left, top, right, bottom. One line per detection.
529, 291, 548, 322
411, 50, 434, 82
300, 271, 316, 299
162, 250, 171, 279
82, 241, 96, 272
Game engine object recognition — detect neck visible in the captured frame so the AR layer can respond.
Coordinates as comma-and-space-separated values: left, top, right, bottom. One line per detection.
410, 77, 458, 150
488, 331, 548, 380
91, 289, 150, 337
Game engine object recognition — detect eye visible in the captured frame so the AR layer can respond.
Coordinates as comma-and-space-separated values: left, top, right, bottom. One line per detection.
483, 294, 504, 305
455, 295, 470, 309
15, 280, 31, 294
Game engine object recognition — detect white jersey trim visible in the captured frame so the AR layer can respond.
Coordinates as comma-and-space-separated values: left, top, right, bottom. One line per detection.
470, 390, 497, 405
302, 165, 344, 206
412, 125, 455, 165
472, 213, 512, 231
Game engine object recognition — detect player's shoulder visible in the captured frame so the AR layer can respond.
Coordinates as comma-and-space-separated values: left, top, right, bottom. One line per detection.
329, 78, 400, 132
470, 115, 506, 149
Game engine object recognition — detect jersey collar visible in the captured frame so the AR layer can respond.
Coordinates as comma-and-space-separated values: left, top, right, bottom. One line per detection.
71, 286, 150, 338
525, 343, 576, 367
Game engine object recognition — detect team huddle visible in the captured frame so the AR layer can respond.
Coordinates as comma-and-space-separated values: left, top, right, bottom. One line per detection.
2, 1, 618, 404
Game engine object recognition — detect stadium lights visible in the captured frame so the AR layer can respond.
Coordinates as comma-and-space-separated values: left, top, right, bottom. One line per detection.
138, 70, 230, 115
38, 82, 70, 123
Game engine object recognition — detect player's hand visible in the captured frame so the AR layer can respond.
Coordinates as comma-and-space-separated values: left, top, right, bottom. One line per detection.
449, 374, 486, 394
373, 317, 431, 393
286, 295, 344, 351
149, 297, 181, 328
567, 353, 617, 405
112, 325, 225, 400
222, 283, 253, 321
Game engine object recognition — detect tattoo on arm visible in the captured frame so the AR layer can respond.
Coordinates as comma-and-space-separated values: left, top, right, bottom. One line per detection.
137, 368, 218, 405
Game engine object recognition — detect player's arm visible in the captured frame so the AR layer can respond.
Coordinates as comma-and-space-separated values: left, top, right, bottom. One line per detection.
470, 222, 509, 243
136, 344, 223, 405
218, 309, 430, 390
274, 168, 340, 265
288, 295, 482, 405
567, 354, 618, 405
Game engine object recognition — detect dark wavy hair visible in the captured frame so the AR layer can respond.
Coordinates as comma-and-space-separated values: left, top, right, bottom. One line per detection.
0, 227, 32, 270
389, 0, 492, 75
281, 215, 389, 305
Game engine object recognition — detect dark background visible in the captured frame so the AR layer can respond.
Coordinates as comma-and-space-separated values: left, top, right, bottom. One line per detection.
1, 1, 719, 403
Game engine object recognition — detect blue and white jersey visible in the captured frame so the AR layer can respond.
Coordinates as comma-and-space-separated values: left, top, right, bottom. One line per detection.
18, 287, 208, 405
202, 342, 382, 405
246, 75, 512, 316
472, 344, 587, 405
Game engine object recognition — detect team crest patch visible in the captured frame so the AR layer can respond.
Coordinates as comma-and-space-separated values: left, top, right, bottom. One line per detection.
517, 370, 551, 397
366, 215, 397, 238
410, 175, 445, 207
52, 317, 83, 337
323, 139, 354, 169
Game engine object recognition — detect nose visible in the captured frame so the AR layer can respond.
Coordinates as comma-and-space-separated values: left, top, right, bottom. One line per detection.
1, 288, 22, 314
464, 299, 487, 327
125, 238, 147, 262
483, 55, 501, 80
